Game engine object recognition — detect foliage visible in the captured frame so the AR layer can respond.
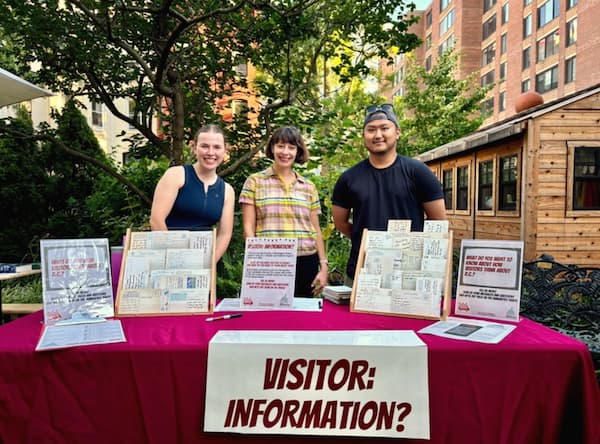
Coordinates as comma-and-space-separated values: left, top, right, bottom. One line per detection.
0, 109, 48, 262
395, 49, 492, 156
0, 0, 421, 166
1, 276, 42, 304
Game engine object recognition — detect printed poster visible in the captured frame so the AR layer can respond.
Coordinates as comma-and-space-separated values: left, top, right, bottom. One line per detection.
40, 238, 113, 325
240, 237, 297, 309
455, 239, 524, 322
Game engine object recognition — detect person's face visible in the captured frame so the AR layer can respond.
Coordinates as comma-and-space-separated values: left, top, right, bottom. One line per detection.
272, 141, 297, 169
194, 131, 225, 171
363, 119, 399, 155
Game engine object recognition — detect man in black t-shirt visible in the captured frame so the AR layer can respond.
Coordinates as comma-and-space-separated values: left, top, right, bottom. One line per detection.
331, 104, 447, 282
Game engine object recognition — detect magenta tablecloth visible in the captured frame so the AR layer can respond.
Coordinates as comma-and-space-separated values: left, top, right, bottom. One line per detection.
0, 302, 598, 444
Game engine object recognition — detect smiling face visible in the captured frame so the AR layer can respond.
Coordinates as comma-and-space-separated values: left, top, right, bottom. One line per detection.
363, 117, 400, 156
194, 130, 226, 172
272, 142, 298, 170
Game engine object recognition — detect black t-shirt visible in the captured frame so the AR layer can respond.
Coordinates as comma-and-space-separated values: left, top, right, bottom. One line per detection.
332, 155, 443, 277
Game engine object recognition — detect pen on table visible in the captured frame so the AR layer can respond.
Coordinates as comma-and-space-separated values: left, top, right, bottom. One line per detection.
205, 313, 243, 322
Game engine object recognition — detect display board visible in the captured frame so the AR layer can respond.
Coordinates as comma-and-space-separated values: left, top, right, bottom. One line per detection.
350, 221, 452, 320
115, 229, 217, 316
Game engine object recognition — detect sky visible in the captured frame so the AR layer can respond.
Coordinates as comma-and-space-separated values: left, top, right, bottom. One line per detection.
411, 0, 431, 10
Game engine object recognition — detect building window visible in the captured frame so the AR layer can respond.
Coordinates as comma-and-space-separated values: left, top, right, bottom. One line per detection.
128, 99, 136, 129
234, 63, 248, 78
523, 14, 532, 38
501, 33, 508, 54
482, 42, 496, 66
91, 101, 103, 128
425, 55, 432, 71
426, 11, 432, 28
482, 97, 494, 114
522, 47, 531, 70
439, 35, 454, 55
426, 33, 432, 50
499, 155, 518, 211
573, 147, 600, 210
535, 65, 558, 93
440, 8, 455, 35
537, 0, 560, 29
478, 160, 494, 210
481, 70, 495, 87
499, 91, 506, 111
456, 165, 469, 210
565, 56, 576, 84
566, 18, 577, 46
522, 78, 531, 92
567, 0, 578, 9
483, 0, 497, 13
499, 62, 507, 81
536, 30, 560, 62
483, 14, 497, 40
440, 0, 451, 13
443, 169, 453, 210
501, 3, 509, 24
524, 0, 532, 5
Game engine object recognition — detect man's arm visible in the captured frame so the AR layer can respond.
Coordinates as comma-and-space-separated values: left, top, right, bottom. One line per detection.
332, 205, 352, 238
422, 199, 447, 220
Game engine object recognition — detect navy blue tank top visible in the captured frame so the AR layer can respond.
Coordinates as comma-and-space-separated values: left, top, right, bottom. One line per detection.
165, 164, 225, 229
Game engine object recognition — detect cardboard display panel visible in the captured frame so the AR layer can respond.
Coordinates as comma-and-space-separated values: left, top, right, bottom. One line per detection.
350, 228, 452, 320
115, 229, 217, 316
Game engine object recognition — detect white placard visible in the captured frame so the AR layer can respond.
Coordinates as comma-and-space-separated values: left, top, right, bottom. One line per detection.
240, 237, 297, 309
40, 238, 113, 325
205, 330, 429, 439
455, 239, 524, 322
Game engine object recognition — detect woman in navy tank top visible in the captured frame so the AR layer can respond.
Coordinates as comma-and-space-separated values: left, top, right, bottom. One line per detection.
150, 124, 235, 261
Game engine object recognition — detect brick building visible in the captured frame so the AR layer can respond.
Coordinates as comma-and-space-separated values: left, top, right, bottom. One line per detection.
381, 0, 600, 125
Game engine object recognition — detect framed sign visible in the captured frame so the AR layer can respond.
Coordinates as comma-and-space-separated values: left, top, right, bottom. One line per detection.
455, 239, 524, 322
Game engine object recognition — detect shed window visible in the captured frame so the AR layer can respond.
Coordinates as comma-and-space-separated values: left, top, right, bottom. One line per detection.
573, 147, 600, 210
443, 169, 453, 210
478, 160, 494, 210
499, 155, 518, 211
457, 165, 469, 210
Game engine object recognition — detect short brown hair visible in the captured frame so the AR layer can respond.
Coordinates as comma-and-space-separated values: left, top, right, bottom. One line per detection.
266, 126, 309, 165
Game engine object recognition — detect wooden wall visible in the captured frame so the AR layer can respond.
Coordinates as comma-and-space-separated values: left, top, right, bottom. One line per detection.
424, 91, 600, 267
527, 94, 600, 267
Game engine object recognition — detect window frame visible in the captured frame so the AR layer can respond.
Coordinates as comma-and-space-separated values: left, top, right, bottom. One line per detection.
566, 142, 600, 216
498, 153, 520, 213
456, 162, 471, 214
477, 156, 496, 214
91, 100, 103, 128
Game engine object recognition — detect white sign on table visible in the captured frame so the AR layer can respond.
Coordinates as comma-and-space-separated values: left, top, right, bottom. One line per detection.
455, 239, 524, 322
205, 330, 430, 439
239, 237, 297, 309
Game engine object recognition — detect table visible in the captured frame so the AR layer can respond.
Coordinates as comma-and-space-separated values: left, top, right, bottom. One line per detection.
0, 303, 598, 444
0, 268, 41, 323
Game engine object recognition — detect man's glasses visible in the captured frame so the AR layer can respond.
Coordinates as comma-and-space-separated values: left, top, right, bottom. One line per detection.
365, 103, 394, 115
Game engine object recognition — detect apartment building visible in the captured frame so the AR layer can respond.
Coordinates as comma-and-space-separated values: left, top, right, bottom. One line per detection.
381, 0, 600, 125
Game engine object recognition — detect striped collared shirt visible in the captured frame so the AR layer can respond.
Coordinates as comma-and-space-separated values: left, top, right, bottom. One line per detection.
239, 167, 321, 255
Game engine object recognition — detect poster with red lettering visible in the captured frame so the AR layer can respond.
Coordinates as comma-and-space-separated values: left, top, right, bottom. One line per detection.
239, 237, 297, 309
455, 239, 524, 322
204, 330, 430, 439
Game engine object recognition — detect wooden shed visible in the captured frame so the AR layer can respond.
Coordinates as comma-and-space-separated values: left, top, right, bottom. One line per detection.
416, 84, 600, 267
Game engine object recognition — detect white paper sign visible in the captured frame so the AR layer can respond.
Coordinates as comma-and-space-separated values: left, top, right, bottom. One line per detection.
240, 237, 297, 309
40, 238, 113, 325
455, 239, 524, 321
205, 330, 430, 439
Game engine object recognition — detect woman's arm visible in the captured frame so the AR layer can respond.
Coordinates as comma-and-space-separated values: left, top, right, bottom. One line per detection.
150, 166, 185, 230
310, 209, 329, 294
214, 183, 235, 261
241, 203, 256, 239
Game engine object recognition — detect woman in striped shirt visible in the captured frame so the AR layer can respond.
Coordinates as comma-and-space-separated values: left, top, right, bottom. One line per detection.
239, 126, 328, 297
